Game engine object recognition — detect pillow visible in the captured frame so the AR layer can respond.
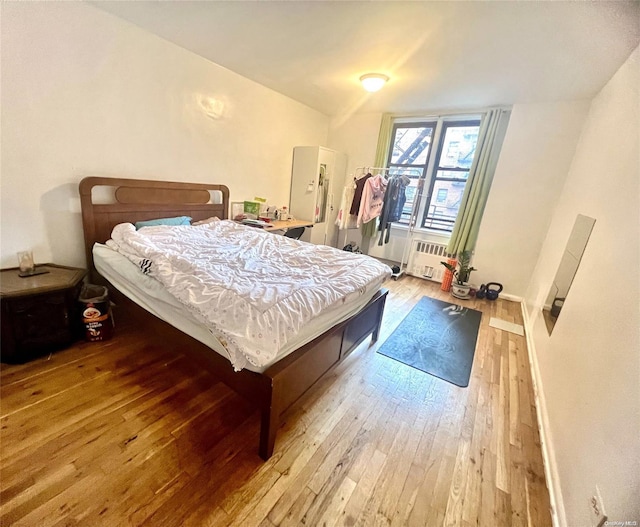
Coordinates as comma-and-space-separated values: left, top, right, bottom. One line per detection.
135, 216, 192, 229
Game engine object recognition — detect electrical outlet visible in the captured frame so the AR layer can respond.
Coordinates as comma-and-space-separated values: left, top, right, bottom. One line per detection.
588, 485, 607, 527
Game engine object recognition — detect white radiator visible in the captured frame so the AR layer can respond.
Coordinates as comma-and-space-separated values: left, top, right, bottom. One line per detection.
407, 239, 452, 282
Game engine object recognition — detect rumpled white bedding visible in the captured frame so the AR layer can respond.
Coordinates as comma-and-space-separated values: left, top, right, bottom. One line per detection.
107, 219, 391, 371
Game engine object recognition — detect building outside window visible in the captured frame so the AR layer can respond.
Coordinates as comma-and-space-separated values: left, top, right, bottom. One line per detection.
436, 188, 448, 203
386, 117, 481, 233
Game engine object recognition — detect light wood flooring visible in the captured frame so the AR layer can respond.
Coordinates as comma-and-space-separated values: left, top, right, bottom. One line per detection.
0, 277, 552, 526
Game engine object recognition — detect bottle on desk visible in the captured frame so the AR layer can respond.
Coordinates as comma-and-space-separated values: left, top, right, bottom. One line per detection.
279, 207, 288, 221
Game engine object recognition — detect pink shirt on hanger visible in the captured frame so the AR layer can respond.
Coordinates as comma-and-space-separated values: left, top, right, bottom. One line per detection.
357, 174, 387, 226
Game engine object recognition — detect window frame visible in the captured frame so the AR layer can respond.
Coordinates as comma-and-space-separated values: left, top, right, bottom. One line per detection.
385, 120, 437, 225
420, 119, 481, 232
386, 114, 482, 235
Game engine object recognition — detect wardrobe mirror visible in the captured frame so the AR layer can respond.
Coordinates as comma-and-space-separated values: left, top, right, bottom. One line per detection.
315, 164, 328, 223
543, 214, 596, 334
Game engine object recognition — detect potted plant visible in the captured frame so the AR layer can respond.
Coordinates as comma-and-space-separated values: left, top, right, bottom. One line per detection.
441, 251, 477, 299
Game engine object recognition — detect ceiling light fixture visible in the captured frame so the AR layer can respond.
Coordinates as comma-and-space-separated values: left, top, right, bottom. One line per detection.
359, 73, 389, 93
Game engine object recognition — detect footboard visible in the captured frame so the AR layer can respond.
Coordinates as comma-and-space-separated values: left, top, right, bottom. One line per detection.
259, 288, 388, 459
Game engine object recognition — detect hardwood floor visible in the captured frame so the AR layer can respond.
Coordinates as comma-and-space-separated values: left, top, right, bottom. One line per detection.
0, 277, 552, 526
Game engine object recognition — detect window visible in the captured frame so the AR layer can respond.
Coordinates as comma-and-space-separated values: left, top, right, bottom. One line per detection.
386, 117, 481, 233
386, 121, 436, 223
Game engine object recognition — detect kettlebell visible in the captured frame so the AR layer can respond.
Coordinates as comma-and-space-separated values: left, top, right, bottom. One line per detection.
476, 284, 487, 299
485, 282, 503, 301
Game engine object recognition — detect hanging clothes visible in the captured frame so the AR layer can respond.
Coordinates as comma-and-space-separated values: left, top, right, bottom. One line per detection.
378, 175, 411, 245
350, 173, 372, 215
361, 217, 377, 238
335, 181, 357, 230
357, 174, 387, 227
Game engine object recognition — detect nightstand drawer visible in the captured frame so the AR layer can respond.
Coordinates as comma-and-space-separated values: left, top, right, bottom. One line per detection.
7, 292, 72, 343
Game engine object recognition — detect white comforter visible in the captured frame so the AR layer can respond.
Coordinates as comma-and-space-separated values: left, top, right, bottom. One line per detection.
107, 219, 390, 371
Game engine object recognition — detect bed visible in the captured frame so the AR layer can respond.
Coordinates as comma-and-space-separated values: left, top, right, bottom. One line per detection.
79, 176, 388, 460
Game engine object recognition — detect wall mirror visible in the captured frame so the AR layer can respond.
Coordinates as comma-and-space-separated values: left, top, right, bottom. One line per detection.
543, 214, 596, 334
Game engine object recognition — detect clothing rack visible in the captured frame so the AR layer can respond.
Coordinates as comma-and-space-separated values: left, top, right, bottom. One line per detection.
339, 167, 388, 248
353, 166, 410, 179
370, 166, 422, 280
395, 170, 427, 280
339, 166, 422, 276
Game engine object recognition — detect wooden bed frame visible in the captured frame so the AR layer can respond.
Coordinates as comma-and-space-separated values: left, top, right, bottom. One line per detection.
79, 176, 388, 460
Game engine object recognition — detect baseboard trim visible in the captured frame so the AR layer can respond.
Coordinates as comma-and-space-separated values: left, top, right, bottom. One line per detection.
520, 301, 566, 527
501, 292, 523, 303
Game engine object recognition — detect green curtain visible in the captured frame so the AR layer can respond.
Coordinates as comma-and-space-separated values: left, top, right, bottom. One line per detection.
374, 113, 393, 168
361, 113, 394, 239
447, 108, 511, 255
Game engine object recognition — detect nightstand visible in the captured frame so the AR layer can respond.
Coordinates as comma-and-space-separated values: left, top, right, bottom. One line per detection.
1, 264, 87, 363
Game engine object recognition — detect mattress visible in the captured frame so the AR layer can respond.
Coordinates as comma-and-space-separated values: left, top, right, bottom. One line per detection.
94, 242, 386, 373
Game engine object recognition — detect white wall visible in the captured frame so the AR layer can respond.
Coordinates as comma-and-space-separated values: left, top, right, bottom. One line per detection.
472, 101, 589, 296
328, 112, 382, 176
0, 2, 328, 268
524, 46, 639, 526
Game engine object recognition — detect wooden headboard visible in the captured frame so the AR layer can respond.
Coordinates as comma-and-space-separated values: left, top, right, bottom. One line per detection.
79, 177, 229, 276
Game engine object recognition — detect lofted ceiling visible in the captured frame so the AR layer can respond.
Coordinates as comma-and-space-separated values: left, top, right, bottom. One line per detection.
92, 1, 640, 117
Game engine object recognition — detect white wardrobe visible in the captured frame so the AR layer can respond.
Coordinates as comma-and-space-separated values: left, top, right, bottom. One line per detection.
289, 146, 347, 247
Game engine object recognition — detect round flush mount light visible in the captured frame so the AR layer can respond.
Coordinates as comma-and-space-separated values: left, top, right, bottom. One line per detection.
359, 73, 389, 93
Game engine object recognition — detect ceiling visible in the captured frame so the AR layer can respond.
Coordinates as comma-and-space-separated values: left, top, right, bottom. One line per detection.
93, 1, 640, 117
